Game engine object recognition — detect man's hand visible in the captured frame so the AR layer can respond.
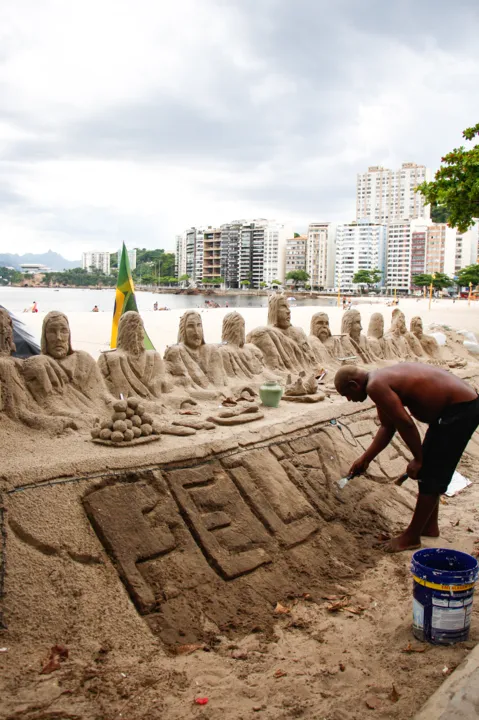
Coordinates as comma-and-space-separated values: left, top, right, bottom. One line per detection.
406, 458, 422, 480
348, 454, 370, 478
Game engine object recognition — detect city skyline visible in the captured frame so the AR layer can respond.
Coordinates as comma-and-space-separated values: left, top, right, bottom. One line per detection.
1, 0, 478, 259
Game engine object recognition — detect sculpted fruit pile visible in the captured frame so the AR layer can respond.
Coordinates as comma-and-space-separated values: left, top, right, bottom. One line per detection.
91, 397, 158, 443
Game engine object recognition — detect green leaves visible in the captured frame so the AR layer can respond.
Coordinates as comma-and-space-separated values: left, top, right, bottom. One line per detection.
412, 273, 454, 290
352, 268, 382, 289
285, 270, 310, 286
457, 264, 479, 287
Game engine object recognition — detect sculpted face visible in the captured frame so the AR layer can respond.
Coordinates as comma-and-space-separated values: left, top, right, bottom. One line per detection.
395, 313, 407, 335
276, 300, 291, 330
312, 313, 331, 342
45, 316, 70, 359
0, 311, 15, 355
185, 315, 204, 349
368, 313, 384, 339
349, 315, 362, 342
411, 317, 423, 339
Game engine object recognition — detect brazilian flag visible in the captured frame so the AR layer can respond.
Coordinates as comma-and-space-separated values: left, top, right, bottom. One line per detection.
110, 243, 155, 349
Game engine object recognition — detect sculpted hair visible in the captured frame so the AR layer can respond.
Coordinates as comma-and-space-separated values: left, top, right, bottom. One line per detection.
117, 311, 144, 353
178, 310, 204, 345
41, 311, 73, 356
310, 312, 331, 338
410, 316, 422, 331
367, 312, 384, 338
222, 311, 245, 347
0, 308, 15, 354
341, 309, 361, 335
267, 294, 289, 326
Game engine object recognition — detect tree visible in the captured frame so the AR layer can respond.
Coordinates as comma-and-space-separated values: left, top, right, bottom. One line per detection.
352, 268, 382, 291
285, 270, 310, 287
259, 281, 267, 288
430, 204, 450, 224
179, 274, 190, 284
271, 279, 282, 286
457, 264, 479, 287
412, 273, 454, 291
294, 232, 301, 238
417, 123, 479, 233
241, 279, 250, 287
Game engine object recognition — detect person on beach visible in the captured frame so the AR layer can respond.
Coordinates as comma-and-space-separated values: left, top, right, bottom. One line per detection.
92, 305, 99, 312
32, 301, 38, 313
334, 363, 479, 553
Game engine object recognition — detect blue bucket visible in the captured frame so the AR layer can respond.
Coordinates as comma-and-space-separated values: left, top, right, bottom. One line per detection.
411, 548, 478, 644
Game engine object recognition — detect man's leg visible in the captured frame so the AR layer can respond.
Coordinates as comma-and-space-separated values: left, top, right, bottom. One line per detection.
385, 493, 439, 553
422, 498, 440, 537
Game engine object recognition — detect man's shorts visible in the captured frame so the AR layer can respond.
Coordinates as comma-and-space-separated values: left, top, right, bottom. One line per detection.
418, 396, 479, 495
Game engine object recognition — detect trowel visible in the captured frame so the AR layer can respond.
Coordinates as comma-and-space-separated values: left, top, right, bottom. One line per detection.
338, 471, 408, 489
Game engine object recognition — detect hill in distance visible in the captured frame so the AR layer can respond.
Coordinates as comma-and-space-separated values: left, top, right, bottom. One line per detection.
0, 251, 81, 272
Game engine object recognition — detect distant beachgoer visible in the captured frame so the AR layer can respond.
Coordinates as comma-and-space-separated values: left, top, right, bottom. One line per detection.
225, 302, 229, 308
153, 302, 158, 311
342, 297, 346, 310
92, 305, 99, 312
32, 302, 38, 313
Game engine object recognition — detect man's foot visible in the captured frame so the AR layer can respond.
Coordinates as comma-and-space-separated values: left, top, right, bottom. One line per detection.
421, 520, 440, 538
383, 532, 421, 554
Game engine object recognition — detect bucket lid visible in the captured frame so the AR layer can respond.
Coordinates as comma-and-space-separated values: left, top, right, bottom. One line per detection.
411, 548, 479, 585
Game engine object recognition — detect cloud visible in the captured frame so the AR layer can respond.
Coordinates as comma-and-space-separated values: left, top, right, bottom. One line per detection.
0, 0, 478, 258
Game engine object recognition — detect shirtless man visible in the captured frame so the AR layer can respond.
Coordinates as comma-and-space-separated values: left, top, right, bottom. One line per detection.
334, 363, 479, 552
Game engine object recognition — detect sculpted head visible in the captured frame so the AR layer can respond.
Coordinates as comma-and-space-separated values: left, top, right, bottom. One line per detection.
267, 295, 291, 330
411, 316, 423, 339
178, 310, 204, 349
368, 313, 384, 339
41, 311, 72, 359
392, 310, 407, 335
117, 311, 145, 355
0, 308, 15, 356
334, 365, 369, 403
341, 309, 362, 342
222, 312, 245, 348
310, 312, 331, 342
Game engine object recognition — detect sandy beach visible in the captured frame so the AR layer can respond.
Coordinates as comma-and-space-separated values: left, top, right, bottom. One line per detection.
16, 295, 479, 359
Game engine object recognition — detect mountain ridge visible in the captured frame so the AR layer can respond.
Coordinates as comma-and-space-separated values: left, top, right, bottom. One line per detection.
0, 251, 81, 271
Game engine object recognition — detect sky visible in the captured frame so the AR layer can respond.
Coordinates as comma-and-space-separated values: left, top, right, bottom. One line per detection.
1, 0, 478, 260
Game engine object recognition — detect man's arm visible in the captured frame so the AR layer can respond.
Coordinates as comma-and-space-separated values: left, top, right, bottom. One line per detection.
367, 383, 423, 464
349, 407, 396, 476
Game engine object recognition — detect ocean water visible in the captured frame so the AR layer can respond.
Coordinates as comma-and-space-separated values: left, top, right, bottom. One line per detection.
0, 286, 337, 315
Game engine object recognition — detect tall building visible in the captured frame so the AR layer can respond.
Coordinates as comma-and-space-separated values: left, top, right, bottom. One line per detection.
356, 163, 432, 224
175, 233, 187, 278
306, 223, 336, 289
118, 247, 137, 271
425, 224, 455, 275
82, 251, 110, 275
334, 222, 386, 291
202, 228, 222, 282
285, 236, 307, 276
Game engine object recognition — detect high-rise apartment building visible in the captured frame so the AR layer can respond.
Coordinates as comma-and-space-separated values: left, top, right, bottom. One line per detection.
285, 236, 307, 276
82, 251, 110, 275
202, 228, 222, 282
356, 163, 432, 224
334, 222, 386, 291
306, 223, 336, 289
175, 233, 187, 278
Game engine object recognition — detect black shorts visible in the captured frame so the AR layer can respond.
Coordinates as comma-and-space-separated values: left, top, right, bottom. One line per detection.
418, 396, 479, 495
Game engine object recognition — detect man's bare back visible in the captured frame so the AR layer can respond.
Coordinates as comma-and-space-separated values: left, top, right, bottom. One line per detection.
366, 364, 476, 424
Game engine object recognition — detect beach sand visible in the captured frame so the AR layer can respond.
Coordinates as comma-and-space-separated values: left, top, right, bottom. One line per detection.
17, 295, 479, 358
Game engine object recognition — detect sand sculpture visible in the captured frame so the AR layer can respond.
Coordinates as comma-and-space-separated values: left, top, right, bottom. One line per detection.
410, 316, 444, 362
367, 313, 399, 360
340, 309, 377, 363
91, 396, 160, 445
283, 370, 326, 403
247, 295, 317, 372
0, 308, 74, 432
98, 311, 171, 400
164, 310, 226, 389
23, 311, 112, 421
384, 309, 419, 359
308, 312, 341, 366
218, 311, 264, 379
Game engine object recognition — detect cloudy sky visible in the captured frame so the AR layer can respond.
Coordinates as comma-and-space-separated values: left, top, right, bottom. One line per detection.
1, 0, 478, 260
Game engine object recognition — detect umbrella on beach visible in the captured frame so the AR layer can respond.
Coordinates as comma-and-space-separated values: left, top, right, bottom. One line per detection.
0, 304, 41, 358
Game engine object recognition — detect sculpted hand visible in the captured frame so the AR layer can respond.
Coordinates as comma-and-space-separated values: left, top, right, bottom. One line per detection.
406, 458, 422, 480
348, 455, 370, 478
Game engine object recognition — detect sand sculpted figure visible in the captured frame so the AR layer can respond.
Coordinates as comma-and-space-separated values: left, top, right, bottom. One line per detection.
410, 317, 445, 364
340, 310, 377, 363
164, 310, 226, 389
218, 312, 264, 379
0, 308, 73, 432
385, 310, 422, 359
308, 313, 343, 367
367, 313, 399, 360
98, 311, 171, 400
23, 311, 112, 420
247, 295, 316, 372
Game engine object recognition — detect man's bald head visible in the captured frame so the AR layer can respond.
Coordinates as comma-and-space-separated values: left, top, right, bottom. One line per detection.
334, 365, 369, 402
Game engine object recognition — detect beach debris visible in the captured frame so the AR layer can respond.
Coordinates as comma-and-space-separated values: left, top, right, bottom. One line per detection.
446, 471, 472, 497
174, 644, 204, 655
376, 532, 390, 542
325, 596, 350, 612
365, 695, 382, 710
40, 644, 69, 674
339, 663, 346, 672
273, 669, 287, 678
0, 647, 7, 652
194, 697, 209, 705
389, 685, 400, 703
273, 602, 291, 615
402, 642, 426, 654
91, 397, 160, 445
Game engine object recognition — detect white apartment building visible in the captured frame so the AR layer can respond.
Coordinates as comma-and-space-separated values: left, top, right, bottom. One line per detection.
286, 236, 307, 275
357, 163, 432, 224
334, 222, 386, 292
445, 225, 479, 278
117, 247, 137, 271
175, 233, 187, 278
306, 223, 336, 289
82, 251, 110, 275
262, 221, 291, 285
